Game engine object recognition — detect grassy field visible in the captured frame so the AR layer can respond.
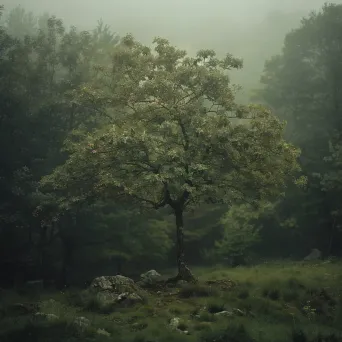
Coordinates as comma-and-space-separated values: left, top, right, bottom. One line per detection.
1, 260, 342, 342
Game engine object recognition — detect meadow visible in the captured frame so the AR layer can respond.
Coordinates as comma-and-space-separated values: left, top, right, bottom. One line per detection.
1, 260, 341, 342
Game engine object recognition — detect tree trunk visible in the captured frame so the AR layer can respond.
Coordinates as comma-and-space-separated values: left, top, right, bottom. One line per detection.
174, 208, 196, 282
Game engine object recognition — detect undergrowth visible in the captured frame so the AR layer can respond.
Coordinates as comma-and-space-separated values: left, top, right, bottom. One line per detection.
0, 260, 341, 342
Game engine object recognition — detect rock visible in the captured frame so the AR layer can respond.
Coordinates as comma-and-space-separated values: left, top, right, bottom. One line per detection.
169, 317, 189, 334
214, 310, 234, 317
74, 316, 90, 331
95, 289, 143, 308
90, 275, 139, 293
304, 248, 322, 261
89, 275, 143, 309
96, 291, 117, 305
169, 317, 180, 330
140, 270, 162, 286
97, 328, 111, 337
33, 312, 59, 322
116, 292, 143, 307
232, 308, 246, 316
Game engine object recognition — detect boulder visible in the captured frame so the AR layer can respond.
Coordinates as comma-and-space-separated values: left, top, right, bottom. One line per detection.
304, 248, 322, 261
97, 328, 111, 337
140, 270, 162, 286
169, 317, 189, 334
89, 275, 143, 308
214, 310, 234, 317
116, 292, 143, 307
90, 275, 139, 293
169, 317, 180, 330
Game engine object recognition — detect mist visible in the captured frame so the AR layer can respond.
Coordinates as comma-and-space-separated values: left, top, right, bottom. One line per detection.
2, 0, 340, 99
2, 1, 342, 340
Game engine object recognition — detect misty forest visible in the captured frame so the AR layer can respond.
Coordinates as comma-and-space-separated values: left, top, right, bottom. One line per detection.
0, 1, 342, 341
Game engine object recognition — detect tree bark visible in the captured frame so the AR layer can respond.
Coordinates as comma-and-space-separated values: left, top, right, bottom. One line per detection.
173, 207, 196, 282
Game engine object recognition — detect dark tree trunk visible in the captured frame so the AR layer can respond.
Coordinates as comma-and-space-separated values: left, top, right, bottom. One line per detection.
173, 207, 196, 282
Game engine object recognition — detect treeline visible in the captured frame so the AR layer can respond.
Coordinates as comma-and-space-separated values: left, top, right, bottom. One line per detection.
0, 4, 341, 288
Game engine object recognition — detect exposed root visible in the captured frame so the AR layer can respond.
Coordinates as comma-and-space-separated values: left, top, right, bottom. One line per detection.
166, 263, 198, 284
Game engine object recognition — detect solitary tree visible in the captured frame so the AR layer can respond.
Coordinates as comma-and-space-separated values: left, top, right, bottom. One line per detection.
41, 34, 301, 282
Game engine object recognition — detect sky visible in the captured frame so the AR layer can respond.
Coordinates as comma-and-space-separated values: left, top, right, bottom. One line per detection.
1, 0, 334, 44
2, 0, 340, 99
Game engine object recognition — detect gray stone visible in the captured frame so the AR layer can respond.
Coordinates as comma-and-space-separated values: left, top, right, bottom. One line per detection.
169, 317, 180, 330
116, 292, 143, 307
97, 328, 111, 337
90, 275, 138, 293
140, 270, 162, 285
232, 308, 246, 316
214, 310, 234, 317
304, 248, 322, 261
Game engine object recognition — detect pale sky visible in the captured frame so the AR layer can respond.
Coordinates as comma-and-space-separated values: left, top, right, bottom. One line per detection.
2, 0, 339, 98
1, 0, 334, 45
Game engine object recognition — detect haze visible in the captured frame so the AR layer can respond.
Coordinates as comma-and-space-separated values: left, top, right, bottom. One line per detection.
2, 0, 341, 97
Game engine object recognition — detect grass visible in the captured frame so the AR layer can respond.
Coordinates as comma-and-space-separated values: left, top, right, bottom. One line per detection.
0, 260, 342, 342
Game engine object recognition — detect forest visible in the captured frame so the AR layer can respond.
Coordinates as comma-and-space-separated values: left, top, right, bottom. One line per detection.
0, 2, 341, 342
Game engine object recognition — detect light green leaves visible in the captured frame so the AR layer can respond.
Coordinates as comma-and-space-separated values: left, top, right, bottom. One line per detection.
42, 34, 301, 212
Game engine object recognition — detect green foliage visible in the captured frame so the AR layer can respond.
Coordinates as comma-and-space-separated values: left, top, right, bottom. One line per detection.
1, 261, 342, 342
255, 3, 342, 255
206, 202, 272, 261
41, 34, 300, 213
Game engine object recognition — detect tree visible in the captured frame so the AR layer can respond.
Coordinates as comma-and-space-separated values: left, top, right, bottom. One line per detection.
205, 202, 267, 265
41, 34, 301, 281
256, 3, 342, 255
0, 7, 124, 286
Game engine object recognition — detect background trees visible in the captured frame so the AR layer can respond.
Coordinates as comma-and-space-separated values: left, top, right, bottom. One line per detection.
256, 3, 342, 256
1, 3, 342, 289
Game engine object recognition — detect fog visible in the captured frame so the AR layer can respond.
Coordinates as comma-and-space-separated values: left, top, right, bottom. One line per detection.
2, 0, 340, 99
